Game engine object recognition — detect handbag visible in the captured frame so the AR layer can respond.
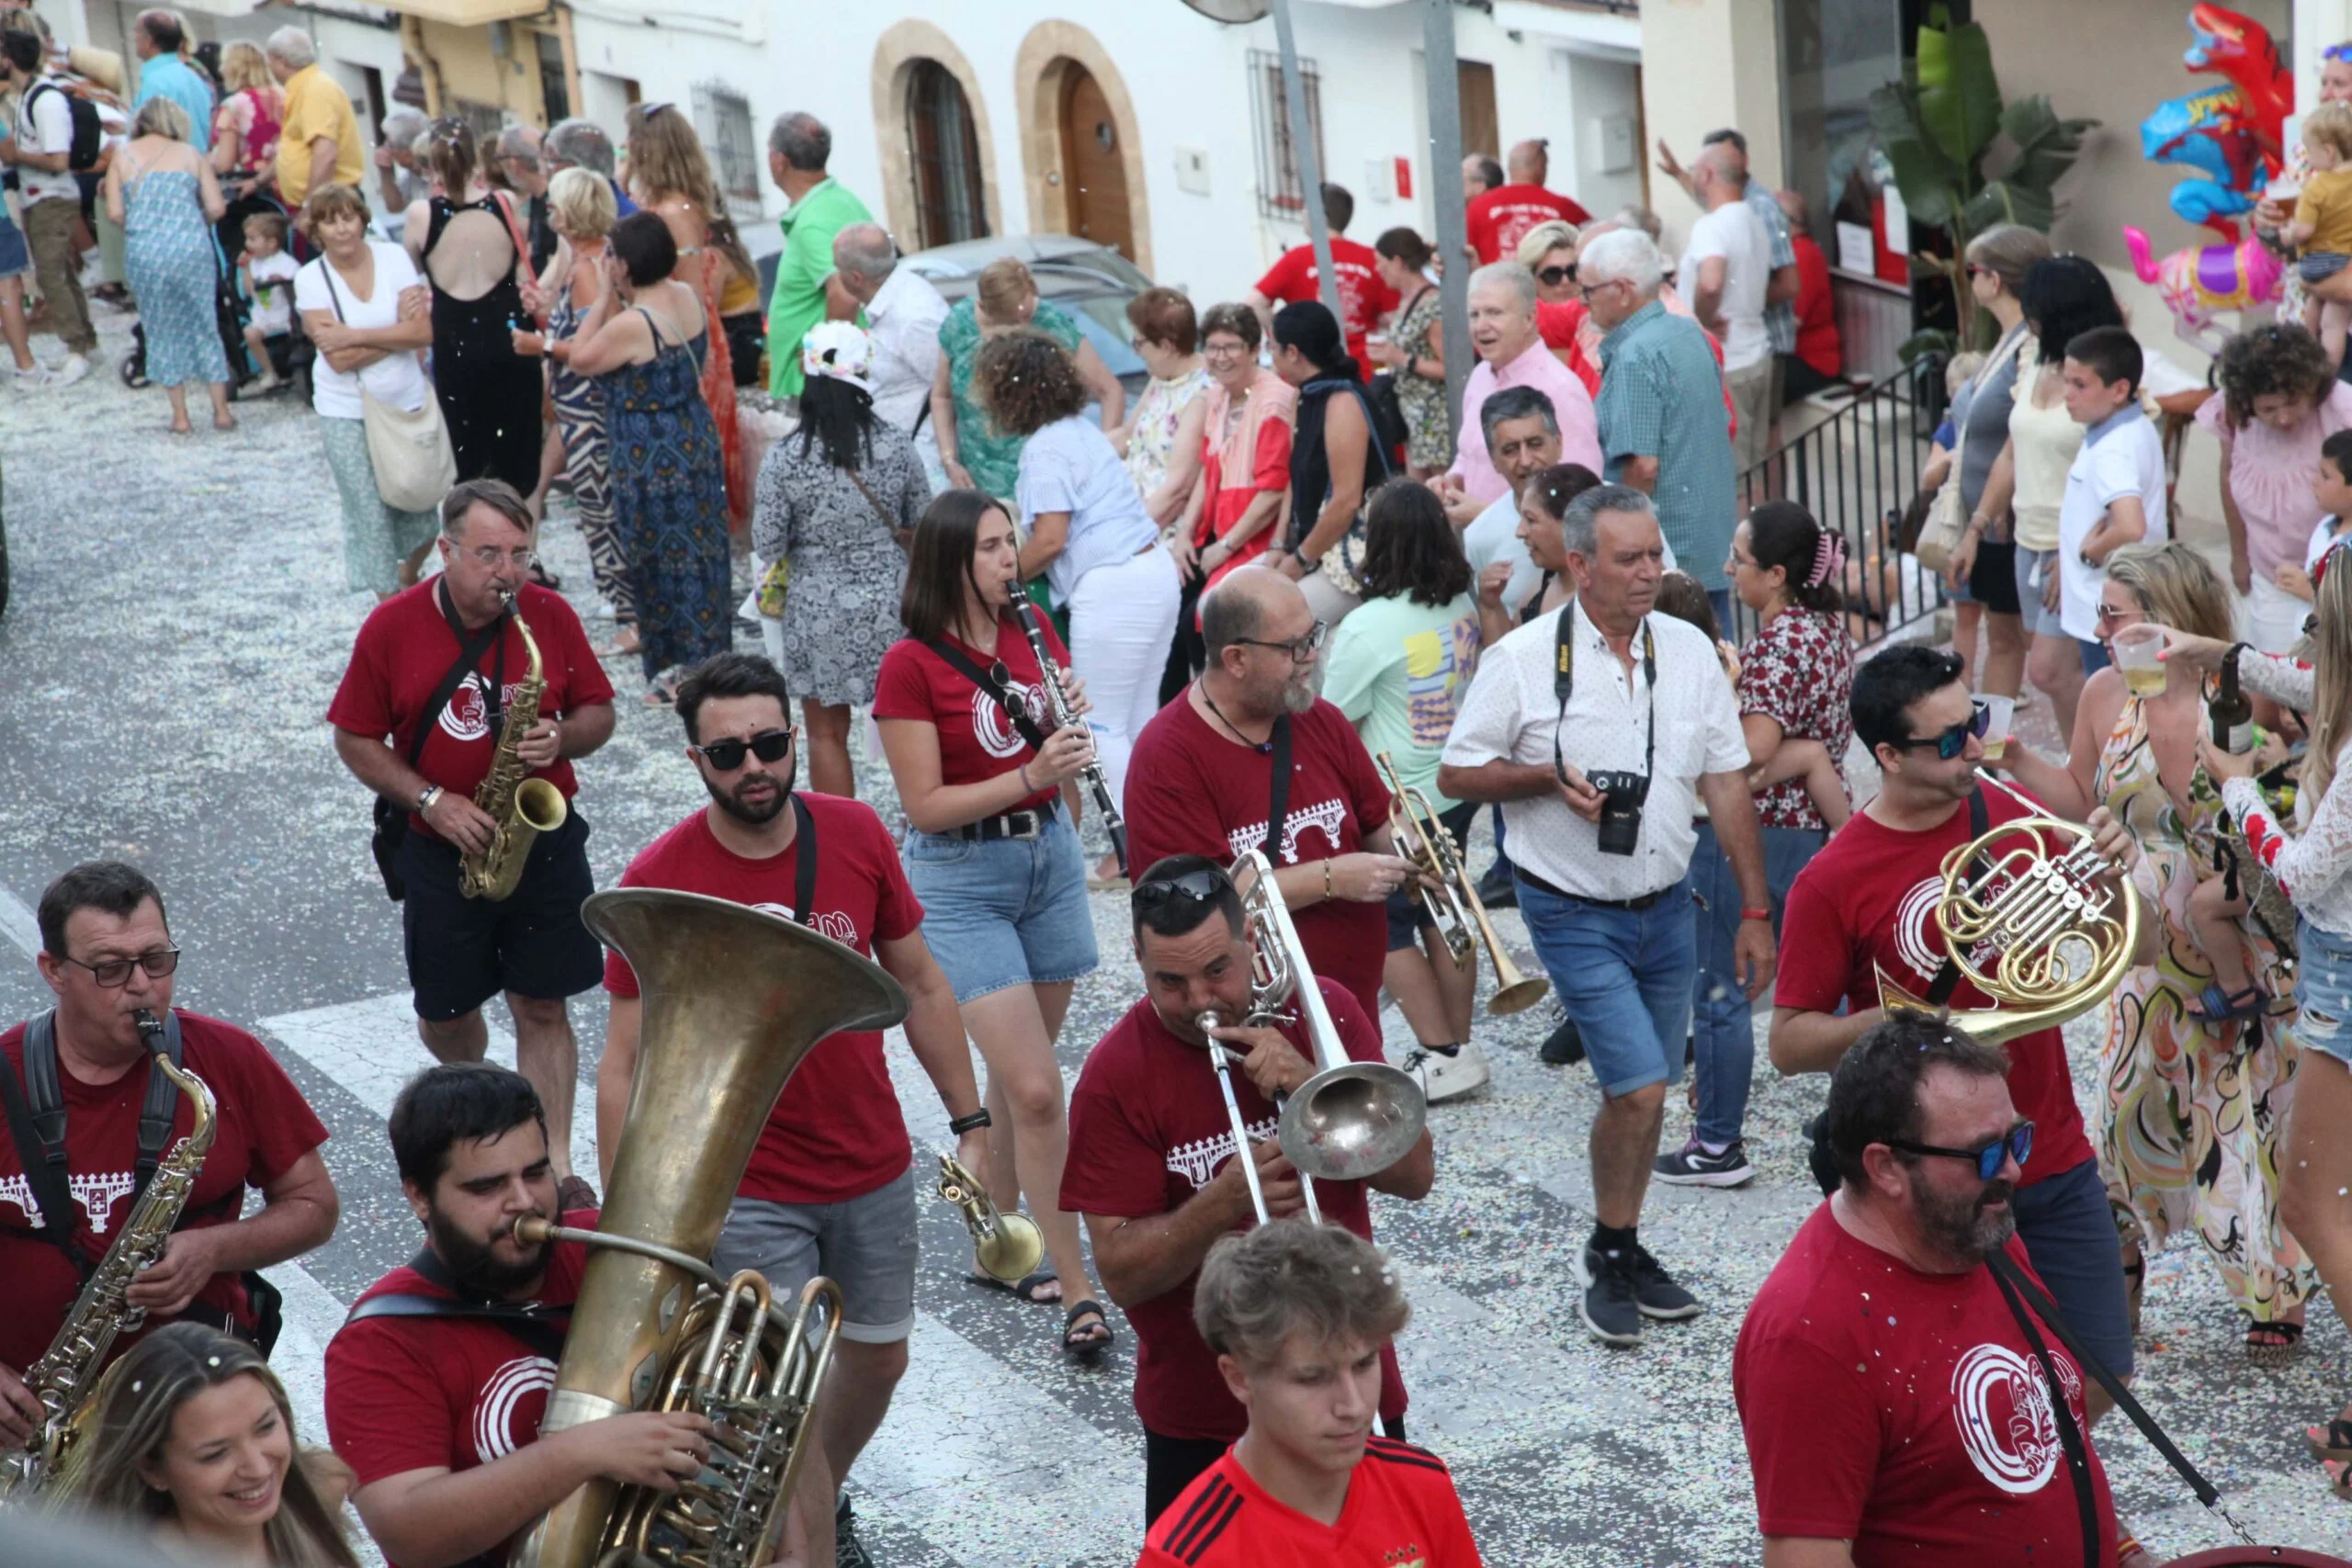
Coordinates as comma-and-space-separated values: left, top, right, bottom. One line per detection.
315, 254, 457, 513
1916, 326, 2030, 575
1308, 378, 1398, 598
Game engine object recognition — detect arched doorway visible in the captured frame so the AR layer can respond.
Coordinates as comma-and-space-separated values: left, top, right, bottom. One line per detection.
1057, 63, 1134, 260
906, 60, 989, 249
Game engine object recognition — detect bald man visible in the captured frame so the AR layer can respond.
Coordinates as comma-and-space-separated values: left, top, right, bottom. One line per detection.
1679, 144, 1775, 472
1466, 138, 1589, 265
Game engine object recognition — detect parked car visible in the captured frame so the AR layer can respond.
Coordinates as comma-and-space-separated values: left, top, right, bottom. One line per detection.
900, 235, 1153, 400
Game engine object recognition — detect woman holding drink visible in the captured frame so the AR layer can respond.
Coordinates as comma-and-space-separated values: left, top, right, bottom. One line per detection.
1996, 542, 2311, 1356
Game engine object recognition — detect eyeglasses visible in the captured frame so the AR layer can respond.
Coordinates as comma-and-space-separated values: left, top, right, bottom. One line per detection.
2328, 42, 2352, 63
1132, 866, 1231, 913
1233, 621, 1328, 663
1202, 339, 1252, 359
1889, 1120, 2034, 1182
2093, 603, 2144, 627
1537, 264, 1576, 287
460, 546, 537, 570
61, 947, 181, 988
1888, 699, 1989, 761
691, 728, 795, 771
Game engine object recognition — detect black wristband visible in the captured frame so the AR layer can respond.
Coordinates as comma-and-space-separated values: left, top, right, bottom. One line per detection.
947, 1109, 992, 1135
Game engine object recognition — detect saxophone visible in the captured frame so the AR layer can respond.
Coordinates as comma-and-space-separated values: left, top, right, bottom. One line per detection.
459, 591, 569, 901
0, 1009, 216, 1498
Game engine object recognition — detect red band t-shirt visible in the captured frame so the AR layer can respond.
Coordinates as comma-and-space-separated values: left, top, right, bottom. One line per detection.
873, 618, 1074, 816
1125, 694, 1394, 1019
1735, 1203, 2118, 1567
1253, 238, 1401, 382
603, 797, 922, 1204
326, 580, 616, 840
1138, 1438, 1483, 1567
0, 1010, 329, 1375
1465, 184, 1592, 265
1772, 789, 2095, 1188
1059, 986, 1408, 1440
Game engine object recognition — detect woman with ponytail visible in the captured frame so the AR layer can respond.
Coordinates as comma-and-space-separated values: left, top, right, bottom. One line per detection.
1658, 500, 1853, 1190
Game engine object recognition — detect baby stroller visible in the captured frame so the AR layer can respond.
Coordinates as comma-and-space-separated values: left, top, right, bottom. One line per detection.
119, 186, 311, 400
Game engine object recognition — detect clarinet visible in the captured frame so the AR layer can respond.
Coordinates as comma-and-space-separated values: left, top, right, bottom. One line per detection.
1012, 588, 1129, 876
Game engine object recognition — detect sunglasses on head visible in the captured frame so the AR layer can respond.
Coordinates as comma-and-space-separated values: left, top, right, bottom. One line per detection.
1537, 264, 1576, 286
1890, 1120, 2034, 1182
690, 728, 794, 771
1892, 699, 1990, 761
1132, 866, 1230, 913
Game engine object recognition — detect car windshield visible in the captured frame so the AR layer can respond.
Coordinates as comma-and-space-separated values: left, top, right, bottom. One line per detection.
1054, 292, 1145, 382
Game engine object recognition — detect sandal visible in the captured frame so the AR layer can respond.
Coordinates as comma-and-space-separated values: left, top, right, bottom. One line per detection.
528, 561, 563, 590
2307, 1416, 2352, 1463
2248, 1318, 2304, 1367
643, 679, 679, 708
968, 1269, 1059, 1304
2190, 983, 2264, 1023
2328, 1458, 2352, 1500
1061, 1300, 1114, 1360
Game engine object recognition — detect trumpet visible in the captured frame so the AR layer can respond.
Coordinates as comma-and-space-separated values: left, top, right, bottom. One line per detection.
938, 1153, 1045, 1283
1375, 752, 1550, 1016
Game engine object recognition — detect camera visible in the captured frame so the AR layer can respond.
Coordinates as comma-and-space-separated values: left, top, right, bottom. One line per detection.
1586, 770, 1650, 857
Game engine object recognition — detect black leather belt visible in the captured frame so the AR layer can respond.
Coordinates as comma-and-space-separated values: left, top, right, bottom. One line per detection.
1515, 865, 1679, 911
953, 797, 1059, 842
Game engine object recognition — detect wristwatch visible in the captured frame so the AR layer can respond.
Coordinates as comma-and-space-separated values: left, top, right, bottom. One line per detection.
416, 784, 442, 813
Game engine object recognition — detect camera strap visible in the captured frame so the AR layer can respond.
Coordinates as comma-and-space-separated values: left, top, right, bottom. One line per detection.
1551, 606, 1655, 788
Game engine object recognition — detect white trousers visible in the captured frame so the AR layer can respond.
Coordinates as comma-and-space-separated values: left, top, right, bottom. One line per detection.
1066, 543, 1183, 822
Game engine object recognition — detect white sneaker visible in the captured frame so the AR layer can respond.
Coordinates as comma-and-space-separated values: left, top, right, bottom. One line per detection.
49, 353, 89, 386
9, 363, 55, 389
1404, 1041, 1490, 1104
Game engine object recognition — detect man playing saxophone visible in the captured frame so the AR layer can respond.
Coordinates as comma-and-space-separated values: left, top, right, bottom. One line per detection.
0, 862, 338, 1449
329, 479, 616, 1212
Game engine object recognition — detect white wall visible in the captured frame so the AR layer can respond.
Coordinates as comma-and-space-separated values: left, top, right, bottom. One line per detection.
1562, 50, 1643, 221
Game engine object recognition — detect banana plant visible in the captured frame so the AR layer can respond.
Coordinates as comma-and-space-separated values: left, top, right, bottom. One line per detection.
1871, 5, 2096, 352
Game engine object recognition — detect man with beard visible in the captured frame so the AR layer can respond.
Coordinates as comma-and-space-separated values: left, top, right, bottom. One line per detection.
594, 650, 988, 1568
1123, 568, 1421, 1022
1734, 1015, 2125, 1567
325, 1064, 714, 1568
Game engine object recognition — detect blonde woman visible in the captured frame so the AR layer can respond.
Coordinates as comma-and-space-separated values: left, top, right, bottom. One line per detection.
2004, 542, 2311, 1360
209, 41, 283, 188
105, 96, 232, 432
932, 256, 1128, 501
49, 1322, 359, 1568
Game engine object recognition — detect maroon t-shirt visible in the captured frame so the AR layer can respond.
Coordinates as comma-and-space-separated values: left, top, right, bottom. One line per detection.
1465, 184, 1592, 264
873, 619, 1074, 814
326, 579, 615, 840
0, 1011, 328, 1374
1254, 238, 1400, 381
604, 797, 922, 1204
1059, 986, 1407, 1441
1124, 694, 1394, 1019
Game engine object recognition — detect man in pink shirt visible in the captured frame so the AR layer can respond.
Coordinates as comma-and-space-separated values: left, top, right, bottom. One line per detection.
1439, 262, 1602, 524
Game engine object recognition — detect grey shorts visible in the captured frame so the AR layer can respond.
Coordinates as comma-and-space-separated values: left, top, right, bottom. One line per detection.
2014, 546, 2067, 638
711, 1167, 920, 1344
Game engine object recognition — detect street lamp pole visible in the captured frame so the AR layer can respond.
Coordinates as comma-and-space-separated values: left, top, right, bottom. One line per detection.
1269, 0, 1341, 322
1421, 0, 1470, 450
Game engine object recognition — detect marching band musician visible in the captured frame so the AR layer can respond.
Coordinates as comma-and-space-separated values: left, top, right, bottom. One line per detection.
1060, 856, 1434, 1526
594, 649, 990, 1563
328, 478, 616, 1211
325, 1065, 718, 1568
872, 491, 1113, 1355
0, 863, 337, 1446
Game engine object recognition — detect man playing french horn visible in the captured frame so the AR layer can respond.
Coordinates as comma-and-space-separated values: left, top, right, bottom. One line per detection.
329, 479, 616, 1211
1062, 855, 1435, 1529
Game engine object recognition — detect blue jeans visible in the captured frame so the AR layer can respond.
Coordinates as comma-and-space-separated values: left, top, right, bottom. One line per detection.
2012, 1156, 2134, 1379
1689, 821, 1825, 1145
1515, 872, 1695, 1097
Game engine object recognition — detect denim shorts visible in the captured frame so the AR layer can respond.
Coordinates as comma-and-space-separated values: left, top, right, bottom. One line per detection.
2301, 251, 2352, 285
2011, 1156, 2133, 1380
905, 809, 1100, 1002
0, 208, 25, 281
712, 1167, 919, 1343
2290, 918, 2352, 1064
2014, 547, 2066, 638
1516, 871, 1695, 1097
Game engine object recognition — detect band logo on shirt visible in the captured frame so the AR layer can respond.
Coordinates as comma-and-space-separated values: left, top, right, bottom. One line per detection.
1894, 874, 2007, 984
472, 1354, 558, 1461
1, 1169, 162, 1235
969, 682, 1047, 761
748, 901, 859, 947
1951, 1341, 2080, 1495
440, 676, 533, 744
1226, 797, 1348, 866
1167, 1115, 1280, 1190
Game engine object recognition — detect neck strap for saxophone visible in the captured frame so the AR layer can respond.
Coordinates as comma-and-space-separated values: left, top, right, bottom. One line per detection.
0, 1009, 187, 1279
438, 579, 509, 748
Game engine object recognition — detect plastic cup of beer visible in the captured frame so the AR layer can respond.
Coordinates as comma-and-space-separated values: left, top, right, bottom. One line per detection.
2112, 624, 2167, 696
1980, 694, 2015, 761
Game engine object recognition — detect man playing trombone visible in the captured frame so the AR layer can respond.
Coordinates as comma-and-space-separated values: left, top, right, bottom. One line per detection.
1061, 855, 1435, 1529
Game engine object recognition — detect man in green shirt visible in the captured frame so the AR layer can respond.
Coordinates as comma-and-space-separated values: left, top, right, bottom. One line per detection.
764, 112, 871, 400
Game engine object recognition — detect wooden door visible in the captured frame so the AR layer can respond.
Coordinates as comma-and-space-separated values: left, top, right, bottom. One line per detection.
1058, 65, 1135, 260
1457, 60, 1498, 160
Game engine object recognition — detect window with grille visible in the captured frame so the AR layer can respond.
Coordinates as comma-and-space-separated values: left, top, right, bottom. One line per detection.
1247, 48, 1323, 220
906, 60, 988, 249
691, 83, 760, 207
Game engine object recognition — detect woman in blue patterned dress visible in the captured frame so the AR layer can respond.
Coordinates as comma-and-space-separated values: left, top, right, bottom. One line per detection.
103, 97, 233, 433
567, 210, 730, 703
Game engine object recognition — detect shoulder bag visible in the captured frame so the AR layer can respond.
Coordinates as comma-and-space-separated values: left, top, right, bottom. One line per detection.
1308, 379, 1399, 599
1916, 327, 2030, 575
316, 252, 457, 513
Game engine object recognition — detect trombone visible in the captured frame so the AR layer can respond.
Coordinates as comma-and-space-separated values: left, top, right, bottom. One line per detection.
1375, 751, 1550, 1016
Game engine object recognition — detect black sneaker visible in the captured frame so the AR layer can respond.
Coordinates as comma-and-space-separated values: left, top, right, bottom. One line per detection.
1574, 1243, 1644, 1347
1539, 1014, 1586, 1066
1653, 1137, 1756, 1189
1625, 1242, 1702, 1321
835, 1494, 874, 1568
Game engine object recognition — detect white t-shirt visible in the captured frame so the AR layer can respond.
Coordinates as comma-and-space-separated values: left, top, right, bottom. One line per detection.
16, 76, 81, 206
2307, 514, 2352, 571
293, 242, 433, 420
2057, 409, 2169, 641
247, 250, 300, 335
1679, 201, 1771, 371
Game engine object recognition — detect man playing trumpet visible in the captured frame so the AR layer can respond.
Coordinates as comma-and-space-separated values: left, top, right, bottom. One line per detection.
1060, 855, 1435, 1528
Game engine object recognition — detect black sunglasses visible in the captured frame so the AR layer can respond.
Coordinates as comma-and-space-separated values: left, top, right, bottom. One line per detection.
1537, 264, 1576, 286
691, 728, 795, 772
1132, 867, 1231, 913
62, 947, 181, 988
1892, 700, 1990, 761
1889, 1120, 2034, 1182
1233, 622, 1328, 663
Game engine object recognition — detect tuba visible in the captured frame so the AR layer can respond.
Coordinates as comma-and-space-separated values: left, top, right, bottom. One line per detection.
514, 889, 909, 1568
1374, 751, 1550, 1017
1877, 776, 2141, 1045
460, 592, 569, 901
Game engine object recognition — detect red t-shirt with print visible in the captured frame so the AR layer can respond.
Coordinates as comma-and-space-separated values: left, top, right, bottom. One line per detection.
1772, 786, 2096, 1189
1059, 987, 1407, 1441
1735, 1203, 2118, 1567
1254, 238, 1401, 381
326, 579, 616, 840
872, 617, 1074, 814
603, 797, 922, 1204
1124, 694, 1394, 1018
1138, 1438, 1483, 1567
1465, 183, 1592, 265
0, 1010, 329, 1375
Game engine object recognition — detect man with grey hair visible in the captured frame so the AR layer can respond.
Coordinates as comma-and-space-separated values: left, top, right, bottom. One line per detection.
266, 25, 360, 209
765, 110, 870, 400
832, 221, 948, 487
1437, 262, 1600, 524
1582, 225, 1740, 626
495, 124, 555, 273
1679, 143, 1774, 478
1441, 481, 1769, 1347
373, 105, 428, 214
543, 118, 637, 224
